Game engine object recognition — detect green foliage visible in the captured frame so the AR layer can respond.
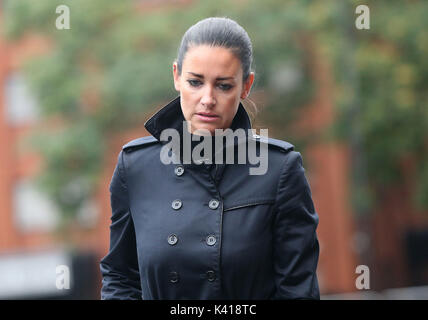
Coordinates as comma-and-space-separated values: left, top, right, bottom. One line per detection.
3, 0, 428, 226
330, 0, 428, 213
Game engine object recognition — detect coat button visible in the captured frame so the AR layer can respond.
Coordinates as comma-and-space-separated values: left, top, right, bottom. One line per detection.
206, 270, 216, 282
206, 235, 217, 246
174, 166, 184, 176
169, 271, 179, 283
167, 234, 178, 245
171, 199, 182, 210
208, 199, 220, 210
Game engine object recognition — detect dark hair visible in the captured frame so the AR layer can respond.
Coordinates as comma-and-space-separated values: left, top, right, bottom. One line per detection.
176, 17, 253, 83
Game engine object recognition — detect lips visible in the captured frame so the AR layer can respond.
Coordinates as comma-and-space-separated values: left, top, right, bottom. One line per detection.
195, 112, 219, 122
196, 112, 219, 117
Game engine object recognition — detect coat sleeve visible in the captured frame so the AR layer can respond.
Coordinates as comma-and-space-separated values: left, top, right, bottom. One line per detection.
271, 151, 320, 300
99, 150, 142, 300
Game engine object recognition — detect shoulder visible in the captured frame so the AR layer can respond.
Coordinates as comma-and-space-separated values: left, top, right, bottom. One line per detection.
122, 135, 160, 153
267, 137, 295, 154
251, 134, 295, 154
252, 134, 303, 173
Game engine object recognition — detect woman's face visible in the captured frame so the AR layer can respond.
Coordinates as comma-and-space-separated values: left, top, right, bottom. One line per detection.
173, 45, 254, 135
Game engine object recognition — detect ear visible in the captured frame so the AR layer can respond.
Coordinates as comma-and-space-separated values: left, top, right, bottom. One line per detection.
240, 72, 255, 99
173, 61, 181, 92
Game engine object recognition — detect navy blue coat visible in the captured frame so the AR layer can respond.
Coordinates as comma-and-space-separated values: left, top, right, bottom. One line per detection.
100, 96, 320, 300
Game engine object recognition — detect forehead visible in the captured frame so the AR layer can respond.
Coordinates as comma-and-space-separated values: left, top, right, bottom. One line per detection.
182, 45, 242, 77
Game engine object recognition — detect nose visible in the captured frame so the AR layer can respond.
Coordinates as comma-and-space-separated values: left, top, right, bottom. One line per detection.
200, 85, 216, 108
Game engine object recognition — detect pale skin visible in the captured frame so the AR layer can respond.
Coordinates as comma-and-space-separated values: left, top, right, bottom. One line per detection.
173, 45, 255, 135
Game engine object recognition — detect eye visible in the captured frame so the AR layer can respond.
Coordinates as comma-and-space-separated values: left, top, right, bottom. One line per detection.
187, 79, 202, 87
218, 83, 233, 91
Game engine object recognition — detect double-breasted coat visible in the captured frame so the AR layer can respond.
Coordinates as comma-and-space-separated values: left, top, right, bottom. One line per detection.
100, 95, 320, 300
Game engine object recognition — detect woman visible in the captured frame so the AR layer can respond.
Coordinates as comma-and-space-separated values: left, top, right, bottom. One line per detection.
100, 17, 320, 300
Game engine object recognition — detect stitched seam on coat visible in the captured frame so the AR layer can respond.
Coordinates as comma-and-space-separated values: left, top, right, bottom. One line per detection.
118, 150, 130, 210
224, 200, 275, 212
117, 151, 143, 297
272, 153, 294, 216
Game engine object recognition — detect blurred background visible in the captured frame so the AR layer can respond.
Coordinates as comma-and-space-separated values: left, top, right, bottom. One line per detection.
0, 0, 427, 299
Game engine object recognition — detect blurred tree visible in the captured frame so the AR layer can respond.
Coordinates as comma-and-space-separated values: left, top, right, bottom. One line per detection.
330, 0, 428, 214
3, 0, 428, 229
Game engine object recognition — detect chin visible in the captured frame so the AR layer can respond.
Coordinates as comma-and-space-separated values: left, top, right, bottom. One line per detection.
193, 126, 216, 135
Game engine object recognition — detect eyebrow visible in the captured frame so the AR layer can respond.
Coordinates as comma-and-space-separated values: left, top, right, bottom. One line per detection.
186, 72, 235, 81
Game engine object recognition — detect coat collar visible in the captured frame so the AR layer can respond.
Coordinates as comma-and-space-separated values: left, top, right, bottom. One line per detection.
144, 95, 252, 140
143, 95, 254, 183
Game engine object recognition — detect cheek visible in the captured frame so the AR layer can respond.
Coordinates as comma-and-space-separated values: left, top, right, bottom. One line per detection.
180, 91, 196, 120
226, 96, 240, 112
220, 99, 240, 122
224, 87, 242, 105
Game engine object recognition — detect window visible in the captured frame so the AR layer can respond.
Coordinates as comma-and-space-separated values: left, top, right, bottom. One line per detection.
4, 72, 39, 126
13, 180, 59, 233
